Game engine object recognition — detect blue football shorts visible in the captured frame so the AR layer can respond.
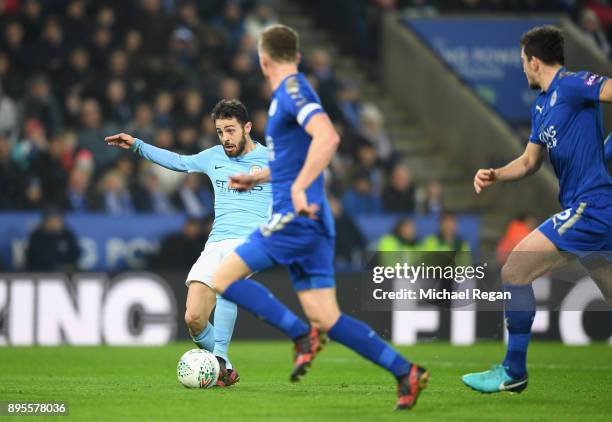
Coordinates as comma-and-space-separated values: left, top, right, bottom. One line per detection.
234, 213, 336, 291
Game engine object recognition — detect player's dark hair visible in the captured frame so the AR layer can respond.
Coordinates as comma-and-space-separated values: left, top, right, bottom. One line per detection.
520, 26, 565, 66
210, 99, 249, 126
259, 24, 299, 63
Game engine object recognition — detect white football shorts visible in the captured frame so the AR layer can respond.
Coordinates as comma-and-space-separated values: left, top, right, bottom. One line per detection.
185, 238, 247, 288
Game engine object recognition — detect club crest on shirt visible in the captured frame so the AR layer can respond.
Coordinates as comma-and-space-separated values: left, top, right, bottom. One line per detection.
249, 165, 262, 175
550, 90, 557, 107
285, 76, 299, 94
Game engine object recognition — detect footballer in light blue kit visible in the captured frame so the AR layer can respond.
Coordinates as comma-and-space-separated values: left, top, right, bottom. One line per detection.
209, 25, 429, 411
105, 99, 270, 387
465, 26, 612, 394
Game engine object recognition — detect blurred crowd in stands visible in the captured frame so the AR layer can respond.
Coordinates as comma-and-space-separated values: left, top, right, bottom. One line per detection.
0, 0, 553, 272
303, 0, 612, 64
0, 0, 453, 271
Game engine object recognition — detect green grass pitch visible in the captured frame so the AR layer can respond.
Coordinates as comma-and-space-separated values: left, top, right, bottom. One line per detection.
1, 341, 611, 421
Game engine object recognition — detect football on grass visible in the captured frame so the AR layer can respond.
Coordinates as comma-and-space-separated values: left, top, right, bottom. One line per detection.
177, 349, 220, 388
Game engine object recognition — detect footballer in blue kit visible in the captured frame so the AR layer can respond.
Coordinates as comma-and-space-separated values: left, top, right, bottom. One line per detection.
465, 26, 612, 394
105, 99, 271, 387
210, 25, 429, 411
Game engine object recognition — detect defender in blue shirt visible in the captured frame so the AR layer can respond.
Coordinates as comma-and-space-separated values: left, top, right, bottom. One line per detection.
209, 25, 429, 411
464, 26, 612, 395
105, 99, 270, 387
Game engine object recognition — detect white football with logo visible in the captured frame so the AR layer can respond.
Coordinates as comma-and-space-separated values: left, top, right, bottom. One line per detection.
177, 349, 220, 389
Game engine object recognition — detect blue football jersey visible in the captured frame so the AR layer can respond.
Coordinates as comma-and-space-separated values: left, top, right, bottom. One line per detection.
132, 140, 271, 242
529, 68, 612, 208
265, 73, 335, 237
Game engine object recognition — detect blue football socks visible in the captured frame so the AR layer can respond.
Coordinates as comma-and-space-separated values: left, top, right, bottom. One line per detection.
222, 279, 309, 340
503, 284, 536, 379
329, 314, 411, 379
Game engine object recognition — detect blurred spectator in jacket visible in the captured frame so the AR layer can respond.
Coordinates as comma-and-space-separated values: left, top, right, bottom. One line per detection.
150, 217, 211, 269
105, 79, 132, 126
0, 80, 18, 138
20, 74, 62, 137
382, 162, 416, 213
342, 172, 383, 216
92, 169, 135, 214
137, 168, 175, 214
359, 103, 393, 163
28, 134, 69, 206
62, 166, 94, 212
0, 132, 23, 209
306, 49, 339, 109
354, 143, 384, 194
377, 217, 420, 266
417, 179, 444, 215
378, 217, 419, 251
336, 79, 362, 130
421, 212, 470, 254
172, 173, 214, 219
212, 0, 246, 47
26, 209, 80, 272
126, 102, 156, 142
245, 1, 279, 39
496, 213, 538, 265
12, 117, 47, 170
329, 195, 367, 266
579, 8, 611, 58
77, 98, 120, 171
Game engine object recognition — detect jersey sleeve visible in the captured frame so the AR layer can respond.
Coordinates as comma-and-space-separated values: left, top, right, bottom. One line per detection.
528, 103, 542, 145
132, 138, 212, 174
280, 75, 325, 128
561, 72, 607, 104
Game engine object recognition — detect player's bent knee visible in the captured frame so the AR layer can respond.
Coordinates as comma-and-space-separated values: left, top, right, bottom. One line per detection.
184, 311, 204, 333
501, 261, 530, 286
307, 311, 340, 332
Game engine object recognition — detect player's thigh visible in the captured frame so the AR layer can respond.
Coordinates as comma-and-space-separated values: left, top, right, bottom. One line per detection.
583, 261, 612, 304
297, 287, 341, 331
185, 282, 216, 325
502, 228, 570, 285
185, 242, 223, 289
210, 251, 253, 294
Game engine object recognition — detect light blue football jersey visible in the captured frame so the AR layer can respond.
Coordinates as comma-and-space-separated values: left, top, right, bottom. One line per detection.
132, 139, 271, 242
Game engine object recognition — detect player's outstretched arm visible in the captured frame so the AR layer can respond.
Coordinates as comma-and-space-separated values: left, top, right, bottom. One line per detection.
229, 167, 270, 192
105, 132, 201, 173
292, 113, 340, 217
474, 143, 544, 194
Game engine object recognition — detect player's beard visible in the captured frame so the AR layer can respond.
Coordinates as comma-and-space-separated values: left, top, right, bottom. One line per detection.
526, 74, 540, 90
529, 81, 541, 90
223, 132, 247, 157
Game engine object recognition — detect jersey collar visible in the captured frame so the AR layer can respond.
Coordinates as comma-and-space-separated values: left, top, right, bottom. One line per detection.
231, 141, 262, 161
273, 72, 301, 96
544, 67, 564, 94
